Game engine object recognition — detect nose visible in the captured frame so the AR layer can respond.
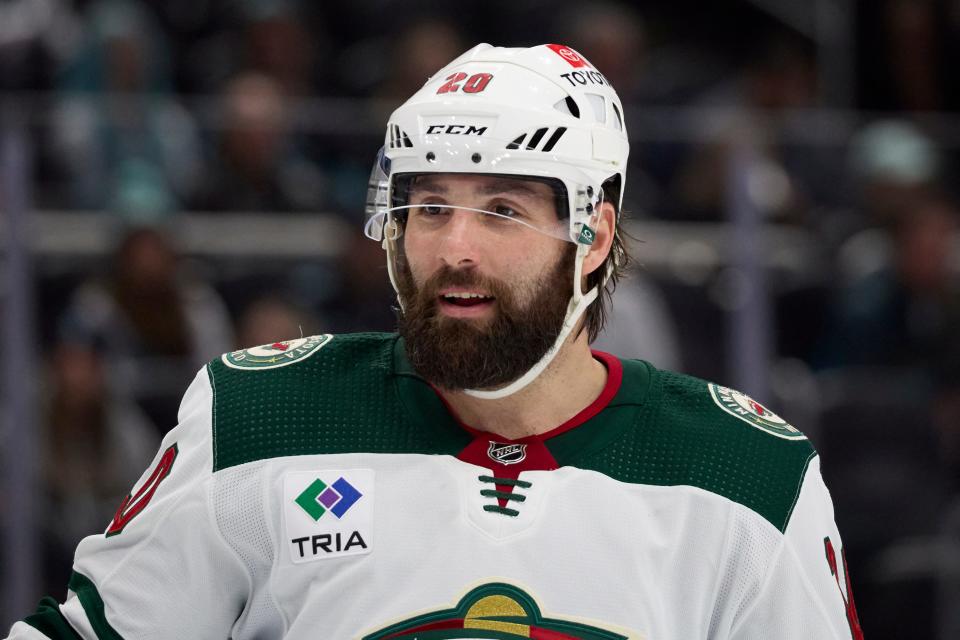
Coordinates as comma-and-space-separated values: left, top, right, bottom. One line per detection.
437, 209, 484, 266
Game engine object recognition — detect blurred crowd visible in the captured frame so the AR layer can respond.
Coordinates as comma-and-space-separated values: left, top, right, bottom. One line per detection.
3, 0, 960, 637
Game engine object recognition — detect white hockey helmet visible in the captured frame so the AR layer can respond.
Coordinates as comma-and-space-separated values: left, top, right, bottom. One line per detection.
365, 42, 629, 243
365, 43, 630, 398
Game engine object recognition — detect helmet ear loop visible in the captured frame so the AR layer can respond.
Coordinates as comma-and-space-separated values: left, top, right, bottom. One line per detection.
572, 243, 591, 304
382, 215, 406, 313
593, 189, 619, 288
574, 194, 607, 301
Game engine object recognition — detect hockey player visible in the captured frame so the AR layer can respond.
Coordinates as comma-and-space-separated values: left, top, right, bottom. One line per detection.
7, 44, 863, 639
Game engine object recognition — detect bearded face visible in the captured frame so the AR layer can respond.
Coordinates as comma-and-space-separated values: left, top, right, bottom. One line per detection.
397, 245, 575, 391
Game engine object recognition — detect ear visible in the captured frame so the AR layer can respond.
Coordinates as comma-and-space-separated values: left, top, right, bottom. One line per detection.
581, 200, 616, 277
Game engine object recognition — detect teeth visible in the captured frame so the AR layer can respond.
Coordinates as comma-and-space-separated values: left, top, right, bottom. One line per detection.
443, 292, 491, 299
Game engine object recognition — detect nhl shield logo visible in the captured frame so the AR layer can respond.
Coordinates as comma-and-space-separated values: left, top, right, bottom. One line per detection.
487, 441, 527, 465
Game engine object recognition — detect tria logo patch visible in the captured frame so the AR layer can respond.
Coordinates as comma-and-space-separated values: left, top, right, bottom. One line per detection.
222, 334, 332, 370
487, 441, 527, 465
283, 469, 374, 564
362, 582, 639, 639
294, 476, 363, 521
708, 383, 806, 440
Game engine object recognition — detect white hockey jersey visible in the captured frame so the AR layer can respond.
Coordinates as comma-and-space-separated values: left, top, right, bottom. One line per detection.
7, 333, 863, 639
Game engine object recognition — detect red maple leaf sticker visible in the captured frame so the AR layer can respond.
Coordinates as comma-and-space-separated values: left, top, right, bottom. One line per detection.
271, 342, 290, 351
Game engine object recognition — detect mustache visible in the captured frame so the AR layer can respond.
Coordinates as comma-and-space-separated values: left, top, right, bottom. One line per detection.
419, 266, 507, 300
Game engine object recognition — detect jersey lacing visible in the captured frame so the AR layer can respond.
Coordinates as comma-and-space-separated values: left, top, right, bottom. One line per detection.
478, 475, 532, 517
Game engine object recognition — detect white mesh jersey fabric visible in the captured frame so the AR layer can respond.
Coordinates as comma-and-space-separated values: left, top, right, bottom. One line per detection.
213, 462, 284, 639
707, 501, 784, 638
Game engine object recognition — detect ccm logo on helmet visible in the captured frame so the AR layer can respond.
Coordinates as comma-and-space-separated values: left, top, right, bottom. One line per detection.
425, 124, 488, 135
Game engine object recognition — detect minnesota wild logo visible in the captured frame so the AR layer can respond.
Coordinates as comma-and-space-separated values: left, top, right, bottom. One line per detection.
708, 383, 805, 440
222, 334, 333, 370
363, 583, 636, 639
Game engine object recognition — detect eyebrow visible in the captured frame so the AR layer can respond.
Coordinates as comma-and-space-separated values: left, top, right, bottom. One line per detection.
409, 178, 546, 199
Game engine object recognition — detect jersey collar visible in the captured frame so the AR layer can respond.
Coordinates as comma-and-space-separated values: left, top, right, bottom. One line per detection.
392, 335, 651, 463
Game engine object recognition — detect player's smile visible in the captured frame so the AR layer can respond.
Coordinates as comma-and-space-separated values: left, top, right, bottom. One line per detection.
437, 288, 496, 318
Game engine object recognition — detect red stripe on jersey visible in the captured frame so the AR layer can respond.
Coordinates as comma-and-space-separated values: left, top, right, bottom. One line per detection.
824, 537, 865, 640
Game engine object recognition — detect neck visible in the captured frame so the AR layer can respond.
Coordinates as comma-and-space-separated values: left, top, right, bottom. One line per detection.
436, 331, 608, 440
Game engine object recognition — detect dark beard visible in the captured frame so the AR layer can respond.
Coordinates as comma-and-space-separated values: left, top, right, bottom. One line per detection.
396, 247, 575, 391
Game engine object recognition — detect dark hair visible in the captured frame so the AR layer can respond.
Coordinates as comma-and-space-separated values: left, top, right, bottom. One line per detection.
584, 174, 631, 342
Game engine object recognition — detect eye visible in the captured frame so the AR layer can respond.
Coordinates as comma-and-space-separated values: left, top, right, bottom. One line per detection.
492, 204, 519, 218
415, 202, 450, 217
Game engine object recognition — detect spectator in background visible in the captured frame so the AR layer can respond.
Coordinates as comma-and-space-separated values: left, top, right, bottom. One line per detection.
49, 0, 203, 219
668, 30, 823, 224
817, 120, 944, 327
371, 17, 464, 116
40, 342, 158, 594
59, 226, 234, 432
235, 296, 321, 349
812, 191, 960, 639
816, 195, 960, 376
191, 70, 328, 212
242, 1, 317, 97
847, 119, 942, 231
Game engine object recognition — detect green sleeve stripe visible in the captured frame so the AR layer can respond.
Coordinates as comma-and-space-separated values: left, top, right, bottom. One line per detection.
67, 571, 126, 640
23, 596, 83, 639
206, 362, 219, 471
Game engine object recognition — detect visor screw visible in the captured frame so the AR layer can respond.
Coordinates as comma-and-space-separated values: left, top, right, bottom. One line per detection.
471, 153, 482, 164
586, 186, 594, 197
426, 152, 436, 163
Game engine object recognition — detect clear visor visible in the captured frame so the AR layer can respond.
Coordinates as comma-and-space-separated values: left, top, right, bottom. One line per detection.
364, 141, 604, 244
391, 171, 573, 242
364, 146, 393, 240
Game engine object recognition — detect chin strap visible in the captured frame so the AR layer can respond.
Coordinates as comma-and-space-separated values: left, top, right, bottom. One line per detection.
462, 241, 597, 400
